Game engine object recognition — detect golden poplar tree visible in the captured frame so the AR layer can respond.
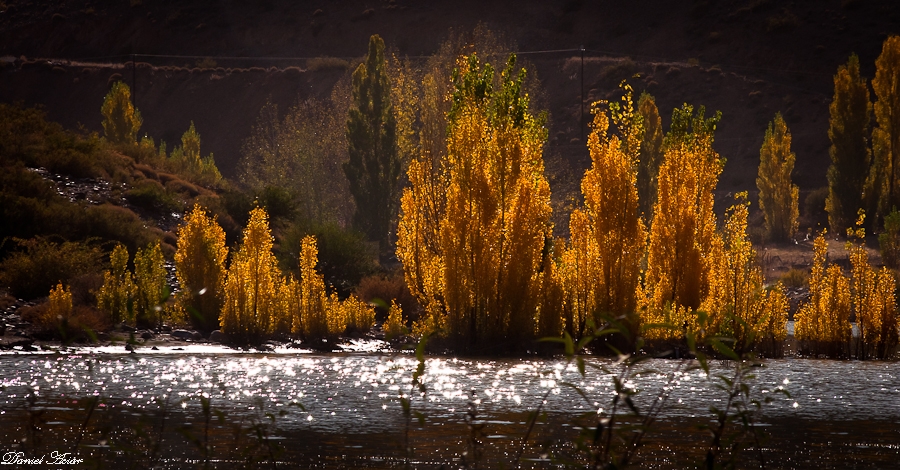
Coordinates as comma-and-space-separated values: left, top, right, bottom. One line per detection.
175, 204, 228, 332
559, 214, 598, 338
221, 207, 279, 343
873, 268, 899, 359
871, 36, 900, 219
389, 53, 421, 168
396, 54, 552, 353
397, 28, 515, 339
275, 275, 298, 335
536, 240, 565, 340
46, 282, 74, 328
757, 113, 799, 242
846, 217, 899, 359
396, 137, 448, 335
644, 104, 722, 338
826, 54, 871, 232
383, 300, 405, 340
565, 85, 646, 340
134, 241, 167, 329
97, 244, 135, 325
295, 235, 330, 339
759, 284, 790, 357
101, 81, 142, 144
794, 233, 852, 358
443, 54, 552, 353
701, 193, 788, 356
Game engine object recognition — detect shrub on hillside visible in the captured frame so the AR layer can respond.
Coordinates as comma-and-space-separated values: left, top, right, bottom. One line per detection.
278, 219, 376, 297
21, 301, 110, 342
24, 282, 109, 341
0, 237, 104, 300
355, 272, 419, 323
0, 163, 60, 244
75, 204, 159, 254
125, 179, 183, 214
780, 268, 809, 288
0, 103, 122, 179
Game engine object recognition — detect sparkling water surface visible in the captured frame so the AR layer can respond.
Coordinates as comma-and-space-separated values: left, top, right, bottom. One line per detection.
1, 345, 897, 433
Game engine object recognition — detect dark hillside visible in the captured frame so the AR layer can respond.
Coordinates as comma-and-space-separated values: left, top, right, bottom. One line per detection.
1, 0, 898, 195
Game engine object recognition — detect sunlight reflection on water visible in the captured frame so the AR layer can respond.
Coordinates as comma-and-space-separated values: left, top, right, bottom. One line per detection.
1, 351, 898, 433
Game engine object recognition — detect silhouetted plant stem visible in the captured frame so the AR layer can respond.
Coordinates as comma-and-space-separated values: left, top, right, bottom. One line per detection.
512, 382, 554, 469
72, 395, 98, 457
149, 394, 170, 467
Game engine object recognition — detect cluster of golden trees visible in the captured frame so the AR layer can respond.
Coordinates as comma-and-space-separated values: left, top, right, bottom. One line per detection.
794, 223, 899, 359
219, 207, 374, 343
396, 61, 790, 354
83, 34, 900, 357
92, 205, 374, 343
96, 241, 167, 329
198, 206, 373, 343
391, 38, 900, 358
397, 54, 553, 354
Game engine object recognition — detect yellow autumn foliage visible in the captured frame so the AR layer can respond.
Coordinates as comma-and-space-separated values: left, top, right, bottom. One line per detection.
175, 204, 228, 332
97, 243, 135, 326
794, 233, 852, 358
397, 54, 552, 353
847, 221, 899, 359
221, 207, 279, 343
101, 81, 142, 144
294, 235, 329, 339
701, 193, 788, 356
47, 282, 74, 324
134, 241, 167, 329
331, 293, 375, 335
562, 85, 646, 341
643, 106, 722, 340
284, 235, 374, 340
757, 113, 799, 242
383, 300, 406, 340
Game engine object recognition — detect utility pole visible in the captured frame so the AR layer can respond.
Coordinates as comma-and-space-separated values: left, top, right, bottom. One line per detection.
580, 45, 585, 143
131, 53, 136, 108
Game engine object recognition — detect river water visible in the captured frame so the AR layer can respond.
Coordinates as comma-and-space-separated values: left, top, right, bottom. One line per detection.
0, 346, 898, 468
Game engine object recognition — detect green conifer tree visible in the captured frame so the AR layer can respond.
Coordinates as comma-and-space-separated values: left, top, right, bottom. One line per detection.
637, 92, 664, 222
826, 54, 871, 233
870, 36, 900, 221
345, 34, 400, 251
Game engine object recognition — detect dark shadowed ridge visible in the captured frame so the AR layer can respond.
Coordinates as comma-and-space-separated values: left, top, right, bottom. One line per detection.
1, 0, 898, 196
